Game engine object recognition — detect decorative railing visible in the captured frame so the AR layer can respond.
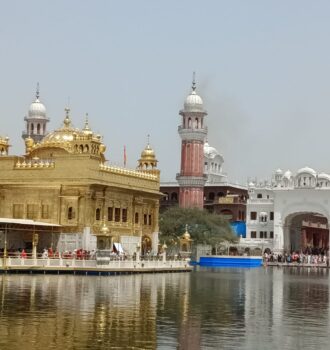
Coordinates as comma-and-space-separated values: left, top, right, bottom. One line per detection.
14, 160, 55, 169
99, 164, 158, 181
0, 256, 190, 270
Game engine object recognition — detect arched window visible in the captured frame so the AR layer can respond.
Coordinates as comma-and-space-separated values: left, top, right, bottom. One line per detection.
257, 193, 262, 199
84, 145, 89, 153
31, 124, 34, 134
68, 207, 75, 220
135, 212, 139, 224
188, 118, 192, 128
79, 145, 84, 153
37, 124, 41, 134
194, 118, 198, 128
171, 192, 178, 201
95, 208, 101, 221
208, 192, 215, 200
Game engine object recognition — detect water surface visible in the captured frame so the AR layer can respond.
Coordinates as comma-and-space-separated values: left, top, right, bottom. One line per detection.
0, 267, 329, 349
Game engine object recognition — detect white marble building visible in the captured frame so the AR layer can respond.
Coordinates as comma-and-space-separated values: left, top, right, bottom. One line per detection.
203, 141, 227, 184
245, 166, 330, 253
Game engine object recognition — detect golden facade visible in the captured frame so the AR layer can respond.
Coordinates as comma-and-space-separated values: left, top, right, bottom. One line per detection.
0, 108, 162, 253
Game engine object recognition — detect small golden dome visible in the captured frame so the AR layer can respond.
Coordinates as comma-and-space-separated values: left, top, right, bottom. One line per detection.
182, 232, 191, 240
141, 144, 155, 158
99, 144, 106, 154
182, 224, 191, 240
138, 138, 158, 171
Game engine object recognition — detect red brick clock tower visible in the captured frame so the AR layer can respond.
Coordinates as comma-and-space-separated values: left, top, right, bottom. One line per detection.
176, 77, 207, 208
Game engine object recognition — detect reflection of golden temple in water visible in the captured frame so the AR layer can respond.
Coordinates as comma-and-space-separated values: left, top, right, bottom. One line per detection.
1, 269, 329, 349
0, 87, 162, 253
0, 273, 193, 349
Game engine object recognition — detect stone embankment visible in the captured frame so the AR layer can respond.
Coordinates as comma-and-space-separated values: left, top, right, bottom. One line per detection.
265, 262, 328, 268
0, 256, 192, 275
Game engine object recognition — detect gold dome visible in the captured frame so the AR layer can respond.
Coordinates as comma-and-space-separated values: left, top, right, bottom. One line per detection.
182, 232, 191, 240
141, 143, 156, 159
100, 221, 110, 235
182, 224, 191, 240
138, 138, 158, 170
41, 108, 77, 144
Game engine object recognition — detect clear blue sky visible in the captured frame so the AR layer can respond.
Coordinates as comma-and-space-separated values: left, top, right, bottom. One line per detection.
1, 0, 330, 184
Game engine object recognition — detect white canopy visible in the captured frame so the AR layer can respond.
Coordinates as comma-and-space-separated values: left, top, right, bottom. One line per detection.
113, 242, 124, 254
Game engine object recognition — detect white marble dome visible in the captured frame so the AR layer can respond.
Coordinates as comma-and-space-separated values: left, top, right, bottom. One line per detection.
297, 166, 317, 177
28, 98, 46, 118
318, 172, 330, 181
184, 90, 204, 112
204, 141, 219, 158
283, 170, 292, 179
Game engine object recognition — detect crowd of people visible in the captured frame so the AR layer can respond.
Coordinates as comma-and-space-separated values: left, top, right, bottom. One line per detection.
264, 248, 328, 265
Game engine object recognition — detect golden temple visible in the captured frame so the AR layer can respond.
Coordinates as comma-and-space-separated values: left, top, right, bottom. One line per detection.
0, 92, 162, 255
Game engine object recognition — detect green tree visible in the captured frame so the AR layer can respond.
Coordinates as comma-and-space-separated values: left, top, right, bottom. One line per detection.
159, 207, 237, 248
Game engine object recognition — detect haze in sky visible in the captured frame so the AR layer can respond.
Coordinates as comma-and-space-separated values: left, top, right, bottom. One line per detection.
1, 1, 330, 184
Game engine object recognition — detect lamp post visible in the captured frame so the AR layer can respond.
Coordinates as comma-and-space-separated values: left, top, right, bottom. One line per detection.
136, 242, 141, 262
32, 233, 38, 260
162, 242, 167, 262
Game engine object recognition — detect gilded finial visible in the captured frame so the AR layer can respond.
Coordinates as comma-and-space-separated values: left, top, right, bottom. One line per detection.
36, 82, 40, 100
64, 107, 71, 128
192, 72, 196, 92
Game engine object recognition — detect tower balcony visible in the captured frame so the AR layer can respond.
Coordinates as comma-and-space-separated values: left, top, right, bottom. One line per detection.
178, 126, 207, 142
176, 174, 207, 187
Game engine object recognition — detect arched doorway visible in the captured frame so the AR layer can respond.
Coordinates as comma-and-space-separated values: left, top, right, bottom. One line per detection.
141, 235, 152, 255
284, 212, 329, 253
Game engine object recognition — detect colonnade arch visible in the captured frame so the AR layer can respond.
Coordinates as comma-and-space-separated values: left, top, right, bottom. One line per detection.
282, 211, 330, 253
